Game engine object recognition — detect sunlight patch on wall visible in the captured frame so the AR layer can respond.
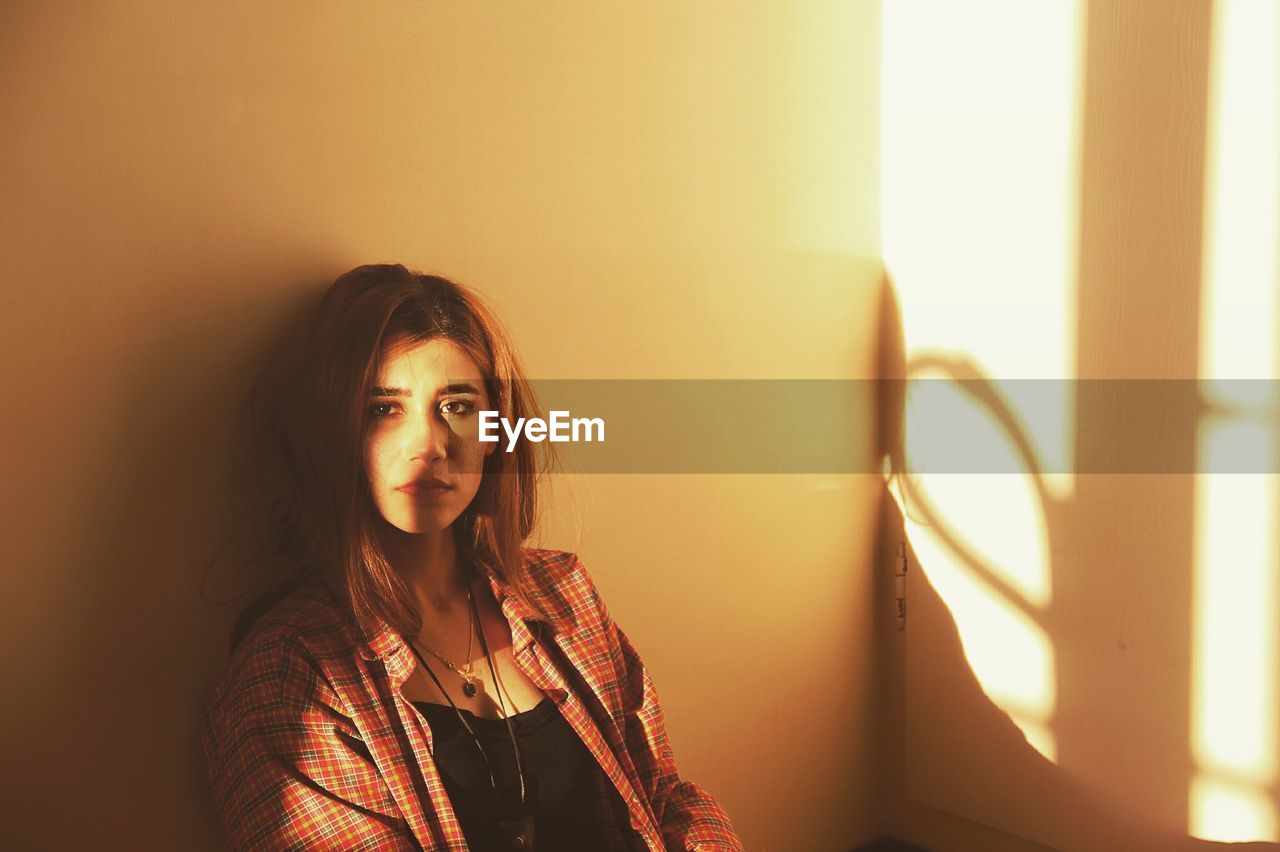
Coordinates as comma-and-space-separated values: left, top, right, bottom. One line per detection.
1191, 0, 1279, 842
1192, 453, 1276, 775
882, 0, 1081, 497
1191, 776, 1277, 843
1198, 0, 1279, 392
902, 377, 1054, 607
882, 0, 1084, 764
899, 489, 1058, 761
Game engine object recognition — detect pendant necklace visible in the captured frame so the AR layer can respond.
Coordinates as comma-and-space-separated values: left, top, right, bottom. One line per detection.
413, 582, 480, 697
406, 585, 536, 850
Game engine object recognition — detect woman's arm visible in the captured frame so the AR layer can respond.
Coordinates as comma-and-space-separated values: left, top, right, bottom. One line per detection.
611, 620, 743, 851
202, 631, 419, 851
568, 557, 743, 851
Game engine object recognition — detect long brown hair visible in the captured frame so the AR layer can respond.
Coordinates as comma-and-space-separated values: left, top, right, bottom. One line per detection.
229, 263, 548, 642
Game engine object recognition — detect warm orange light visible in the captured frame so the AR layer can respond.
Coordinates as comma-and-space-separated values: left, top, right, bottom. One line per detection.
882, 0, 1084, 765
1191, 0, 1279, 842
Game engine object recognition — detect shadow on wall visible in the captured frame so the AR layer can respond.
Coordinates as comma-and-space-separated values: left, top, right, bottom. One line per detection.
206, 287, 333, 656
873, 270, 1279, 852
194, 271, 338, 848
0, 255, 338, 851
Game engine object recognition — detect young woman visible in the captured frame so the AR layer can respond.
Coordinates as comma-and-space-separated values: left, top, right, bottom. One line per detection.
202, 264, 741, 850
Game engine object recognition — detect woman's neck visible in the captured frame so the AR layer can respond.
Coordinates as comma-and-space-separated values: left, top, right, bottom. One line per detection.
379, 524, 470, 614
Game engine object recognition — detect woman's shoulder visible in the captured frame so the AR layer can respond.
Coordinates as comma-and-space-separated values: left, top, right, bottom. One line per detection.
520, 546, 597, 591
218, 579, 356, 692
518, 547, 611, 627
521, 546, 582, 579
203, 580, 361, 764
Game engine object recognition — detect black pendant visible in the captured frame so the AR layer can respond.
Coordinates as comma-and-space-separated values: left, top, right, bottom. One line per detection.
498, 815, 535, 850
462, 680, 478, 698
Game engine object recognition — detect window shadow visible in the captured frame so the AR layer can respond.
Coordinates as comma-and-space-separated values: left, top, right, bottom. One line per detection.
876, 265, 1278, 850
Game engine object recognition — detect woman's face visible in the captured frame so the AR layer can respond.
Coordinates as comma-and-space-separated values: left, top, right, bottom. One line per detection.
363, 337, 495, 536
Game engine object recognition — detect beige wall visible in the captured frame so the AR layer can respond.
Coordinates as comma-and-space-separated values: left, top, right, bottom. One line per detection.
0, 2, 883, 849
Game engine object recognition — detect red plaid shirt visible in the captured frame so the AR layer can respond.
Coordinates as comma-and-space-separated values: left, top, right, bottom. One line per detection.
203, 548, 742, 850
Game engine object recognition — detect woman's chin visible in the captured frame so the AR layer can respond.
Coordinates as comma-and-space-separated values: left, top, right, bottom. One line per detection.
381, 512, 462, 537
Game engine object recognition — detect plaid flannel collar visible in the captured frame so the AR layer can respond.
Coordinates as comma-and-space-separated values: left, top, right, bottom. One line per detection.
354, 569, 573, 685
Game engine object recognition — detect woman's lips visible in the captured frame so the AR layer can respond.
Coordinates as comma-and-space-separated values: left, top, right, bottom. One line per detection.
396, 480, 454, 494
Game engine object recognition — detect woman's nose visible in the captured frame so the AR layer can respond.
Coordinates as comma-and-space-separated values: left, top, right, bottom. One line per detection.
408, 411, 451, 461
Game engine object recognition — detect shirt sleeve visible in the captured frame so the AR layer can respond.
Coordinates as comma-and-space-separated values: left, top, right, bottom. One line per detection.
202, 630, 419, 851
576, 561, 744, 851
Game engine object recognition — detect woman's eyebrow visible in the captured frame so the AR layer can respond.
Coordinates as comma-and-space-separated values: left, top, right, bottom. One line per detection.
440, 382, 484, 396
368, 382, 483, 398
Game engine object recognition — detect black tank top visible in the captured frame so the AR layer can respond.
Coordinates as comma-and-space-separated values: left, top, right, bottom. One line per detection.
413, 698, 613, 850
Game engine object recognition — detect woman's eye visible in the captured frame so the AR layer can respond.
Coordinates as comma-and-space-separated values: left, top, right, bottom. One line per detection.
441, 399, 476, 417
368, 402, 397, 418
